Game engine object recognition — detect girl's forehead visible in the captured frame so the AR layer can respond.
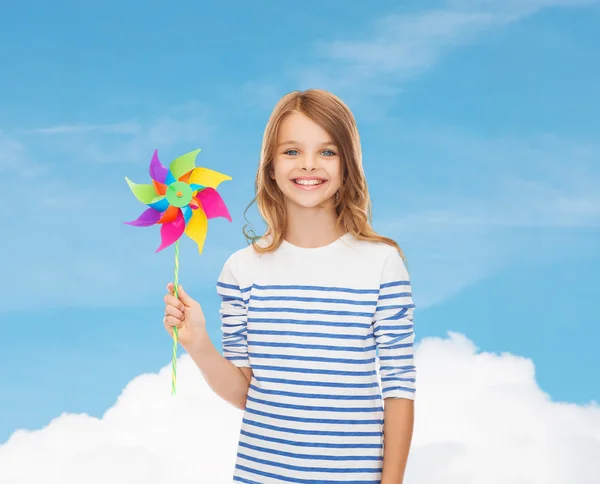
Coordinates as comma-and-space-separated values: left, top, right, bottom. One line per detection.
277, 113, 335, 145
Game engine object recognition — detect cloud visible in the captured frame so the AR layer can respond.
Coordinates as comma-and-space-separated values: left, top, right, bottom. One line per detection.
0, 130, 26, 171
391, 131, 600, 229
406, 333, 600, 484
23, 122, 139, 136
445, 0, 598, 18
1, 333, 598, 483
0, 357, 242, 483
371, 128, 600, 307
18, 102, 218, 166
0, 129, 46, 178
247, 0, 597, 110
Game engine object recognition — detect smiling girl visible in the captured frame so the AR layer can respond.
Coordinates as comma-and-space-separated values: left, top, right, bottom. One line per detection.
163, 89, 416, 483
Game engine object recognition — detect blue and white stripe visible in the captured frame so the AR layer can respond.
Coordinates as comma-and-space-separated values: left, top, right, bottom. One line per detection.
216, 239, 416, 483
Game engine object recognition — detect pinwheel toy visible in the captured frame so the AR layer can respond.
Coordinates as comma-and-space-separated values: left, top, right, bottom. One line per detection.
124, 148, 232, 395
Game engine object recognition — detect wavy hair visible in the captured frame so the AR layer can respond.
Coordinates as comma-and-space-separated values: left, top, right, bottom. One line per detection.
243, 88, 405, 261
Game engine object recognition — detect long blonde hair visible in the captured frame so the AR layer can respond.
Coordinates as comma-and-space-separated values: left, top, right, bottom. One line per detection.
243, 88, 405, 261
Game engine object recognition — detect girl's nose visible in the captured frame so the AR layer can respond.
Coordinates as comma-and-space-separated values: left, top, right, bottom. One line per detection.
300, 153, 317, 171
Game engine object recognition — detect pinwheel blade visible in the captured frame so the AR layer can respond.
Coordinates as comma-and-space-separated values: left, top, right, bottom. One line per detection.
165, 170, 176, 185
125, 177, 157, 204
196, 187, 232, 221
124, 207, 162, 227
182, 205, 193, 224
156, 209, 185, 252
148, 195, 170, 212
170, 149, 201, 180
153, 179, 167, 196
179, 170, 192, 183
187, 167, 231, 189
184, 209, 208, 254
149, 149, 169, 183
157, 205, 179, 224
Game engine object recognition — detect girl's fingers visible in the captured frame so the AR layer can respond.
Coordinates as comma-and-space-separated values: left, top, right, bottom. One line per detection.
163, 287, 186, 336
165, 304, 184, 321
164, 314, 183, 329
164, 294, 185, 312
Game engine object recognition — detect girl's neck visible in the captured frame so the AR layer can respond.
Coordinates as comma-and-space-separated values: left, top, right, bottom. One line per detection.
283, 201, 346, 249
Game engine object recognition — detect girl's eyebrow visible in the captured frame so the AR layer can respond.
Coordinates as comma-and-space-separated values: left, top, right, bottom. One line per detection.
277, 140, 337, 147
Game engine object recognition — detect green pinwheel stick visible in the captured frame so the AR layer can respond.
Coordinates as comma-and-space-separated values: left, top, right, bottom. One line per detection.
124, 149, 232, 395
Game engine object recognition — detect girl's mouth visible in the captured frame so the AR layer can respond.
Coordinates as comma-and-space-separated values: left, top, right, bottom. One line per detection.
292, 178, 327, 190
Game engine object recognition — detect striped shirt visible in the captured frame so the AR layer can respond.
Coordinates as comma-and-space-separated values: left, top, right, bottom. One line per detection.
216, 233, 416, 483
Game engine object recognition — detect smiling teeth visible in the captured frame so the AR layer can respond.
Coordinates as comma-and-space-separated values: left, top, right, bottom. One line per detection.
296, 179, 324, 185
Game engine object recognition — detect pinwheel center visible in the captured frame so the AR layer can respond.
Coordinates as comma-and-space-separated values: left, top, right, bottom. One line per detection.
166, 181, 193, 208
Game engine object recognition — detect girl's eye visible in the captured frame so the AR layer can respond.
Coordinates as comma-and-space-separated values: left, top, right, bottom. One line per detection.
283, 149, 337, 156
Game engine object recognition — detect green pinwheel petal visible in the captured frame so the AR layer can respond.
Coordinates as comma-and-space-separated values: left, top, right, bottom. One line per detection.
125, 177, 157, 204
169, 148, 201, 180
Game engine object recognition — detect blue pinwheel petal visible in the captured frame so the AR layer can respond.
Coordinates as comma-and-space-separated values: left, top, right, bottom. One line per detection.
182, 205, 193, 224
165, 170, 176, 185
148, 196, 170, 212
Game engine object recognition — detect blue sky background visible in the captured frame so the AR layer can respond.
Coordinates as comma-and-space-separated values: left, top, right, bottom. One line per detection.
1, 0, 599, 443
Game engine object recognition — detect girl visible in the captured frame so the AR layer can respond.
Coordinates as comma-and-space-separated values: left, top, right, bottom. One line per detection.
163, 89, 416, 483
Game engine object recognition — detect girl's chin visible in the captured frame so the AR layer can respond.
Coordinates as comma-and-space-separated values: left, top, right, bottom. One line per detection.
285, 194, 337, 210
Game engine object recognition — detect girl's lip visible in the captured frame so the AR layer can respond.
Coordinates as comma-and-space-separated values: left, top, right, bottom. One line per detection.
291, 178, 328, 190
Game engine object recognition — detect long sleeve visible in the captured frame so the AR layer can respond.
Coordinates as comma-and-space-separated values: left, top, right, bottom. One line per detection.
216, 259, 251, 368
373, 249, 416, 400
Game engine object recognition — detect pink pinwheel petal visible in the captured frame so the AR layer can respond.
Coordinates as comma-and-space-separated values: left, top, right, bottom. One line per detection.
124, 207, 162, 227
156, 209, 185, 252
195, 188, 232, 222
149, 149, 169, 183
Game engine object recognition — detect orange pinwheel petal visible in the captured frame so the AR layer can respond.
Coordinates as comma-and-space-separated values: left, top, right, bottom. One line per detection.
178, 170, 192, 184
157, 205, 179, 224
153, 179, 167, 196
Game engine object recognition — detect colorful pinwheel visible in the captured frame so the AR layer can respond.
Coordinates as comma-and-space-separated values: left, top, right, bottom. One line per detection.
124, 148, 232, 395
124, 148, 232, 253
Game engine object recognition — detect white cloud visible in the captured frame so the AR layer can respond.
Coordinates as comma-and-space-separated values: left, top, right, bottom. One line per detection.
19, 103, 218, 166
23, 122, 139, 136
0, 130, 26, 172
406, 333, 600, 484
389, 135, 600, 230
0, 358, 242, 483
373, 130, 600, 307
272, 0, 598, 108
240, 81, 286, 111
445, 0, 598, 18
1, 333, 598, 483
316, 10, 495, 80
0, 129, 47, 178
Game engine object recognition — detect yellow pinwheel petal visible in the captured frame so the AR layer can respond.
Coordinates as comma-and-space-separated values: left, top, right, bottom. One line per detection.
187, 167, 232, 189
185, 209, 208, 253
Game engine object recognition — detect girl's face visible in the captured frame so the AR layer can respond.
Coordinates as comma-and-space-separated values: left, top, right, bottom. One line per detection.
271, 111, 342, 211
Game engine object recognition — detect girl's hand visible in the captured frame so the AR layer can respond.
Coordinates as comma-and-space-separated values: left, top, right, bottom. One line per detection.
163, 282, 207, 350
